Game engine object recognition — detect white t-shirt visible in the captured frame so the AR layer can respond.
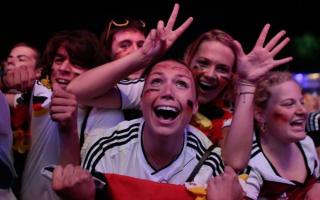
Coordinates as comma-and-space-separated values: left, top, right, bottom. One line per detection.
21, 81, 124, 200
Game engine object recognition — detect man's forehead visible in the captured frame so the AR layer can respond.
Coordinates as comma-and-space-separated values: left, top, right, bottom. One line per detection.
11, 46, 37, 57
113, 30, 145, 40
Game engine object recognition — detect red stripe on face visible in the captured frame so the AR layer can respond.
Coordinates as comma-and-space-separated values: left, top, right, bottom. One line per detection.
273, 111, 290, 123
221, 75, 231, 81
143, 88, 160, 96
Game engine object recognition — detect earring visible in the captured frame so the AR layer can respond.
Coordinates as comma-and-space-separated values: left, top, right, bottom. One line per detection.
260, 122, 267, 134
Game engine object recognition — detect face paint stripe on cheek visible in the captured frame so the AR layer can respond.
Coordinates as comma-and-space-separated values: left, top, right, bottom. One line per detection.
221, 76, 231, 81
143, 88, 160, 96
187, 99, 194, 109
186, 99, 194, 114
273, 111, 290, 123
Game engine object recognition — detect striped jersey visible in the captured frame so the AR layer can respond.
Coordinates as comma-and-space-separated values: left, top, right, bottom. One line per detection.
81, 118, 224, 185
241, 135, 319, 199
306, 111, 320, 147
117, 78, 144, 109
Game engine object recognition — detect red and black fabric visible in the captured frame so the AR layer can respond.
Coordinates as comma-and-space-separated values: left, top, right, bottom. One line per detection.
259, 175, 318, 200
94, 173, 196, 200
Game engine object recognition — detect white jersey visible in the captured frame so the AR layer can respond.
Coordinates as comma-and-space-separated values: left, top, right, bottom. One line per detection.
241, 135, 320, 199
117, 78, 144, 109
0, 91, 17, 200
306, 111, 320, 132
21, 81, 124, 200
306, 111, 320, 147
82, 118, 224, 185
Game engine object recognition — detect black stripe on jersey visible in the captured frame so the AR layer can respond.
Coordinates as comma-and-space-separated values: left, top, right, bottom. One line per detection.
187, 132, 207, 156
187, 132, 224, 176
307, 112, 320, 132
204, 153, 224, 176
252, 140, 259, 151
89, 133, 138, 173
306, 112, 315, 132
239, 165, 252, 175
118, 78, 145, 85
82, 122, 140, 171
251, 140, 261, 158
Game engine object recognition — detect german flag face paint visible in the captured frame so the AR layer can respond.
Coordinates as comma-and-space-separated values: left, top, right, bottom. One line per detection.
141, 60, 198, 137
262, 80, 307, 143
189, 41, 234, 104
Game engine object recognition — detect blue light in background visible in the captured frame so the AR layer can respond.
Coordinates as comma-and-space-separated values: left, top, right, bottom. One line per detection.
294, 73, 304, 84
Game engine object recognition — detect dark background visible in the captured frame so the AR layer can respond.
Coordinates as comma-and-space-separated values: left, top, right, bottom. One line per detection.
1, 0, 319, 73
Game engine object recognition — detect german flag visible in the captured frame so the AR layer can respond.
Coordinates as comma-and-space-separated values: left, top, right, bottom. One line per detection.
32, 96, 48, 117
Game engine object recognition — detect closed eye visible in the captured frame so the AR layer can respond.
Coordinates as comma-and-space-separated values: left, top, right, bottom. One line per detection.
281, 99, 296, 107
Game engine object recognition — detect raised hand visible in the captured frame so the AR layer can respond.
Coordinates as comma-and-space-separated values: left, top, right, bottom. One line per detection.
3, 65, 36, 92
157, 3, 193, 50
141, 3, 193, 58
52, 165, 95, 200
207, 166, 245, 200
50, 83, 77, 129
234, 24, 293, 82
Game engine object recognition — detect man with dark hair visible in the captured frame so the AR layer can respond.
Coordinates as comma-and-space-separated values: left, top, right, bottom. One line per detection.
19, 30, 124, 200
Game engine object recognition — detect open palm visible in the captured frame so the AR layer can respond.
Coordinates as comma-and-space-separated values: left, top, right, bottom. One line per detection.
235, 24, 293, 82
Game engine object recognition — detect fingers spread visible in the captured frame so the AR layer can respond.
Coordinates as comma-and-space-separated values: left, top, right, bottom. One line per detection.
254, 23, 270, 48
264, 30, 286, 51
166, 3, 179, 29
270, 37, 290, 56
174, 17, 193, 38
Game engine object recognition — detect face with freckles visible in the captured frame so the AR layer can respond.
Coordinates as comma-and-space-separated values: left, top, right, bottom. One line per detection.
50, 46, 87, 90
259, 80, 307, 143
190, 41, 235, 104
141, 60, 198, 137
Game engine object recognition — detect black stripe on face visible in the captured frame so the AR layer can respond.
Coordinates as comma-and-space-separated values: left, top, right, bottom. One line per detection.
187, 99, 194, 109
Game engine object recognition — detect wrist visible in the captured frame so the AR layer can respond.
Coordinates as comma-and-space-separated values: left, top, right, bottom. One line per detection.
236, 80, 256, 95
237, 78, 256, 87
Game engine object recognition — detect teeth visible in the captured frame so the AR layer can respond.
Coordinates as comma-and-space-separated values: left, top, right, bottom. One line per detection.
156, 106, 178, 112
199, 81, 213, 87
293, 119, 305, 123
199, 80, 217, 91
154, 105, 180, 120
57, 79, 69, 84
290, 119, 305, 126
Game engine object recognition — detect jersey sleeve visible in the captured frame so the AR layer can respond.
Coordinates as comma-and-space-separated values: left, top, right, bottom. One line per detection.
117, 79, 144, 109
240, 165, 263, 200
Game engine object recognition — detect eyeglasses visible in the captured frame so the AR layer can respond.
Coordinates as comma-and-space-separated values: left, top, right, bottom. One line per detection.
104, 17, 146, 45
